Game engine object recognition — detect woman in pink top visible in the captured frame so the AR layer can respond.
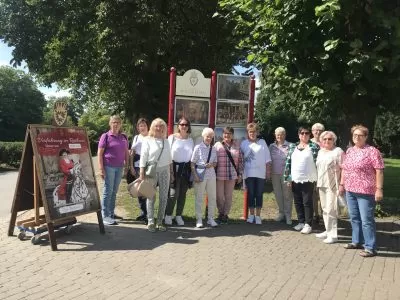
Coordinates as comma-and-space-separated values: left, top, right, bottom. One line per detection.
339, 125, 384, 257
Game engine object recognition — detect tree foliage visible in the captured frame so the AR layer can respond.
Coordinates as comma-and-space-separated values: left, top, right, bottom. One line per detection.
0, 0, 241, 122
42, 95, 85, 126
218, 0, 400, 145
0, 66, 46, 141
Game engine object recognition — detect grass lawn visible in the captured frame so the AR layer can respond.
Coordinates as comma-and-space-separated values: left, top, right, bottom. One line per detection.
381, 158, 400, 215
117, 158, 400, 220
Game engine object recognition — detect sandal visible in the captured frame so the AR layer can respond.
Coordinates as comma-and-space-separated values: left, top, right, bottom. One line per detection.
359, 250, 376, 258
344, 243, 363, 250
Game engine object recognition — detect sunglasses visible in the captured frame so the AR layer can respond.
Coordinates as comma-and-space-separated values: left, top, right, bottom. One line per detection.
299, 132, 310, 135
323, 138, 333, 141
179, 123, 189, 127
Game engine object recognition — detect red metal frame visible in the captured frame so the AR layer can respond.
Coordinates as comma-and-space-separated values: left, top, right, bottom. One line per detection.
168, 67, 176, 135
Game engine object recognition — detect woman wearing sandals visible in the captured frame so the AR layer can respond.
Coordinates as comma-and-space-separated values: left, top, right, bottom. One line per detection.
339, 125, 384, 257
139, 118, 172, 232
164, 117, 194, 226
315, 131, 344, 244
215, 126, 243, 224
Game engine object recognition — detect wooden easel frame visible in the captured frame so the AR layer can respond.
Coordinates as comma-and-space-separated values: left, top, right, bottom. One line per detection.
8, 125, 105, 250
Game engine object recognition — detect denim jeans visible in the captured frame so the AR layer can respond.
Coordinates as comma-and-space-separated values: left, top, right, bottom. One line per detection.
101, 165, 123, 219
245, 177, 265, 208
346, 191, 376, 252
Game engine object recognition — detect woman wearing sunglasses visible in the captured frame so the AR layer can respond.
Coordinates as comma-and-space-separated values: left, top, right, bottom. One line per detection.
165, 117, 194, 226
284, 126, 320, 234
315, 131, 344, 244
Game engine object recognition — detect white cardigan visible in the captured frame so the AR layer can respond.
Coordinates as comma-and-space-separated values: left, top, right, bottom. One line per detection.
139, 137, 172, 169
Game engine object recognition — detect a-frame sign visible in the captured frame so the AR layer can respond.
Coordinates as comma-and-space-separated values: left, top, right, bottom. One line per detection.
8, 103, 104, 250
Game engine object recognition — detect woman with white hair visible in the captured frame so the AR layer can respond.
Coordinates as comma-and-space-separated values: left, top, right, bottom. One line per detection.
191, 127, 218, 228
315, 131, 344, 244
269, 127, 293, 225
311, 123, 325, 146
139, 118, 172, 232
311, 122, 325, 224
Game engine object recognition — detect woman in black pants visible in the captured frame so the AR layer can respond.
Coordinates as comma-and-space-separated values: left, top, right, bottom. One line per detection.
284, 126, 320, 234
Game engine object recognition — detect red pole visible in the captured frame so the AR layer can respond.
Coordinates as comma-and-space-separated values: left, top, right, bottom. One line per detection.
242, 75, 256, 220
168, 67, 176, 135
209, 71, 217, 129
248, 75, 255, 122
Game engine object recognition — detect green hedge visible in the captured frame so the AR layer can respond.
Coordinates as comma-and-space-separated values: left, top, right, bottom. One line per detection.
0, 141, 24, 167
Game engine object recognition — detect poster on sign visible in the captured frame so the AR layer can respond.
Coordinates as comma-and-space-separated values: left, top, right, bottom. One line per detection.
216, 101, 248, 127
217, 74, 250, 101
30, 125, 100, 221
174, 97, 210, 125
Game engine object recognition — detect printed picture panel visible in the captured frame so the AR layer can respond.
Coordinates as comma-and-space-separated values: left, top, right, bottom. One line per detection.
217, 74, 250, 101
174, 97, 210, 126
30, 126, 100, 221
216, 101, 248, 127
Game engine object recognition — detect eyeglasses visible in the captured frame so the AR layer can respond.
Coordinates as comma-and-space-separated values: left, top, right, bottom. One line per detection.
179, 124, 189, 127
299, 132, 310, 135
353, 134, 365, 138
323, 138, 333, 141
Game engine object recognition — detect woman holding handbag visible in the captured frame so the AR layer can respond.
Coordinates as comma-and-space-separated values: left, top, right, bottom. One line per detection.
129, 118, 149, 223
214, 127, 243, 224
191, 127, 218, 228
139, 118, 172, 232
164, 117, 194, 226
315, 131, 344, 244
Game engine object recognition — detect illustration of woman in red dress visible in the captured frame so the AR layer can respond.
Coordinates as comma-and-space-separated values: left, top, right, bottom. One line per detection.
59, 149, 74, 203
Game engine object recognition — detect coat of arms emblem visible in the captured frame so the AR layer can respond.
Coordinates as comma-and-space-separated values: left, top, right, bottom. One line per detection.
189, 71, 199, 86
53, 100, 68, 126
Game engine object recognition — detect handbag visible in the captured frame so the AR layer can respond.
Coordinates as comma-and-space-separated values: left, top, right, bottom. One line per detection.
128, 178, 156, 199
145, 139, 164, 178
191, 147, 212, 182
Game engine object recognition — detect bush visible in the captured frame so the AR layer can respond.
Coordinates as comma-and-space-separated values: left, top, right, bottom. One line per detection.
0, 141, 24, 167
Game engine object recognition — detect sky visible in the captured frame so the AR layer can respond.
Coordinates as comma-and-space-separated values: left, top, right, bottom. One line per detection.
0, 41, 70, 98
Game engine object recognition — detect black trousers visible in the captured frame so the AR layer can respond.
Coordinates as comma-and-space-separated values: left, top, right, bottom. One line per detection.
292, 181, 315, 225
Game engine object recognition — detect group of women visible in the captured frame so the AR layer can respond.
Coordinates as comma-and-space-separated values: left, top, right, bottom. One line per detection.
98, 116, 384, 258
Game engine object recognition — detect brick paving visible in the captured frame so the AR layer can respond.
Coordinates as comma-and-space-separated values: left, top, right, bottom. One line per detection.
1, 211, 399, 300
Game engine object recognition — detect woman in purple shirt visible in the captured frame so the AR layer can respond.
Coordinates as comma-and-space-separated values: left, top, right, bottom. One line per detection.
98, 115, 129, 225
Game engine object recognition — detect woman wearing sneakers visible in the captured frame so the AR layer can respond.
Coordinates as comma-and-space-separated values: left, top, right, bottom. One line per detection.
191, 127, 218, 228
284, 126, 320, 234
164, 117, 194, 226
315, 131, 344, 244
130, 118, 149, 223
240, 123, 271, 225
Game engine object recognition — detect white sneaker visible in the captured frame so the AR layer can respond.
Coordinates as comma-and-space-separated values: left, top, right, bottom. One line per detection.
164, 215, 173, 225
103, 217, 117, 225
255, 216, 262, 225
274, 214, 285, 222
196, 218, 203, 228
175, 216, 184, 226
301, 224, 312, 234
293, 223, 305, 231
323, 237, 338, 244
207, 218, 218, 227
247, 215, 255, 224
315, 231, 328, 239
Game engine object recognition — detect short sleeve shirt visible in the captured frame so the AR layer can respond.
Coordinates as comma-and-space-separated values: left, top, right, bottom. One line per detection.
342, 145, 384, 195
191, 142, 217, 179
98, 131, 128, 167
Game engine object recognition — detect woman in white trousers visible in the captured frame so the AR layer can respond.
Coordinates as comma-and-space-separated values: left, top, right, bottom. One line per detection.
315, 131, 344, 244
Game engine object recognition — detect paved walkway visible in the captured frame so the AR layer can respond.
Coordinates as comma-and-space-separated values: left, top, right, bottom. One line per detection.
1, 211, 399, 299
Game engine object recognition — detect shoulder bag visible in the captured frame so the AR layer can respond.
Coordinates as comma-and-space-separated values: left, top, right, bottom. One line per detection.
145, 139, 164, 178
